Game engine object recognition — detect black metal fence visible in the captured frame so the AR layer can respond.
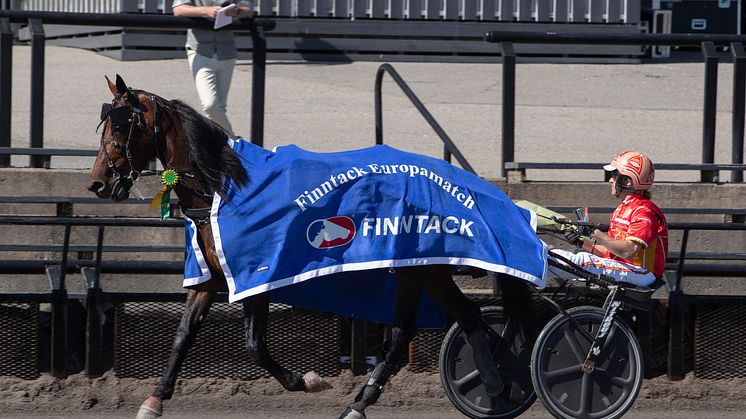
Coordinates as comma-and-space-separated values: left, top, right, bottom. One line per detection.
485, 31, 746, 182
113, 301, 341, 380
0, 10, 275, 168
1, 200, 744, 380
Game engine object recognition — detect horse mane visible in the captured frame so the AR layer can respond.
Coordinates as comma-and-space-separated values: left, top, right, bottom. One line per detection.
168, 99, 249, 198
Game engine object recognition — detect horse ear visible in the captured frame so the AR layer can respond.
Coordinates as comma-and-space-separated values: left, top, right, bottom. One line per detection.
105, 75, 119, 97
115, 74, 129, 95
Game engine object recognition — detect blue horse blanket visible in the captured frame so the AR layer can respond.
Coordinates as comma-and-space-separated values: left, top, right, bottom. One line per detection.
183, 139, 547, 326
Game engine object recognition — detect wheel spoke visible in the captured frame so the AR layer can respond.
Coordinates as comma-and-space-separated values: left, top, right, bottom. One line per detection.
578, 371, 593, 417
453, 369, 482, 394
563, 326, 588, 363
543, 364, 582, 381
595, 367, 635, 386
568, 316, 596, 342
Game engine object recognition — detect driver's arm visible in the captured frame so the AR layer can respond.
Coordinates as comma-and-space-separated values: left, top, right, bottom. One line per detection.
590, 229, 641, 260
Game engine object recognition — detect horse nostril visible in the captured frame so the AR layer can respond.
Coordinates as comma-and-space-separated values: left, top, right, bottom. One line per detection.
88, 181, 104, 193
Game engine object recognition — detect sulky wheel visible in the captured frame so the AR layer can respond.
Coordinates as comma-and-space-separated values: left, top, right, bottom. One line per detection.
439, 306, 536, 419
530, 306, 643, 419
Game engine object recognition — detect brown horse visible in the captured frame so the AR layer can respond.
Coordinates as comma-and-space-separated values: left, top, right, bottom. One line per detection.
88, 75, 531, 419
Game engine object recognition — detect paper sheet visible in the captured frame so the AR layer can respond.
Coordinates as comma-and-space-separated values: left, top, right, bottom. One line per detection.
214, 4, 237, 30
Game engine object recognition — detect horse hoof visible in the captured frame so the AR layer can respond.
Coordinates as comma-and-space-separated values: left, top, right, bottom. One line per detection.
135, 397, 162, 419
338, 407, 366, 419
303, 371, 332, 392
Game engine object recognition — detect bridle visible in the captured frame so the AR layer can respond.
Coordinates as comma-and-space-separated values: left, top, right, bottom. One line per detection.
97, 90, 166, 201
96, 89, 216, 219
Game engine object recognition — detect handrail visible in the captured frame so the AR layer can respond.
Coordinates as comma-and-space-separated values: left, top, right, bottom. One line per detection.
505, 161, 746, 184
0, 195, 162, 204
0, 244, 183, 252
546, 206, 746, 217
0, 10, 276, 30
484, 31, 746, 46
374, 63, 476, 175
0, 147, 97, 157
0, 215, 182, 227
505, 162, 746, 171
0, 10, 274, 167
483, 31, 746, 183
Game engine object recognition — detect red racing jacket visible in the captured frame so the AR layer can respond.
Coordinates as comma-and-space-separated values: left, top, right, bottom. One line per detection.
605, 194, 669, 279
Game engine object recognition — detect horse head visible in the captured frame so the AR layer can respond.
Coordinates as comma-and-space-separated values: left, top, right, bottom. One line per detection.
88, 74, 247, 212
88, 74, 178, 201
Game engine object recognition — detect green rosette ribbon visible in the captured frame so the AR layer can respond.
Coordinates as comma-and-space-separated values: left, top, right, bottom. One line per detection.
150, 169, 179, 220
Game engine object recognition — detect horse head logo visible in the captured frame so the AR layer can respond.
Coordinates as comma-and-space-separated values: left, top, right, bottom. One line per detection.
307, 216, 356, 249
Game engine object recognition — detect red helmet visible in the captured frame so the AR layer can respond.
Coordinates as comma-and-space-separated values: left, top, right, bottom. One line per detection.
603, 151, 655, 191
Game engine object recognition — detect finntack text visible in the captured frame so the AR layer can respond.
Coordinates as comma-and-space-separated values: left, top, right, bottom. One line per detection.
293, 163, 475, 211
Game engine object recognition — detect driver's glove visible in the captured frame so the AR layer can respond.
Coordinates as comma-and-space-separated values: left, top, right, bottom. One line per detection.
563, 229, 582, 247
577, 224, 595, 238
564, 224, 594, 247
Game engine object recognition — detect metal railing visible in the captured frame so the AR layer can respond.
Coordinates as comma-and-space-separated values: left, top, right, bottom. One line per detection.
374, 63, 475, 174
0, 10, 275, 167
485, 31, 746, 182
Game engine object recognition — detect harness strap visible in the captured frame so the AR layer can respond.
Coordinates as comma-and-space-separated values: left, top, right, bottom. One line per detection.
183, 207, 212, 225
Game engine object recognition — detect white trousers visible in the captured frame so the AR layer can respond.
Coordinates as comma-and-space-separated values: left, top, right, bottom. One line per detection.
548, 248, 656, 287
187, 50, 235, 135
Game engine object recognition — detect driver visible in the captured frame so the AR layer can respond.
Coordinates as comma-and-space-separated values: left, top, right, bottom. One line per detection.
550, 151, 669, 287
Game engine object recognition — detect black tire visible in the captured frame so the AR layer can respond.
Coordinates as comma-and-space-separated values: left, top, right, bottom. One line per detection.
439, 306, 536, 419
530, 306, 643, 419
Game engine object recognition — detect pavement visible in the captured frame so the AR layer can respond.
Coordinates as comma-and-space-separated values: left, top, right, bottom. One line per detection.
5, 45, 744, 182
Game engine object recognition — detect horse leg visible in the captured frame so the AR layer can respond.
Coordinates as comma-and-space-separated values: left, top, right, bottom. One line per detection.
136, 289, 215, 419
498, 274, 537, 345
422, 265, 506, 397
339, 268, 425, 419
243, 292, 332, 392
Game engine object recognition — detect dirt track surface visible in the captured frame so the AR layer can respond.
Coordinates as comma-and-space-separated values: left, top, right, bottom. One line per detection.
2, 369, 746, 418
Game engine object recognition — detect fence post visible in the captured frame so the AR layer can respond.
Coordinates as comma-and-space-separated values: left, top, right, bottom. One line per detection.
667, 226, 688, 379
501, 41, 516, 179
374, 66, 384, 146
29, 18, 47, 168
48, 265, 68, 379
701, 42, 718, 182
0, 18, 11, 167
350, 319, 368, 375
250, 24, 266, 147
731, 42, 745, 183
667, 289, 686, 380
82, 267, 104, 377
48, 224, 71, 378
83, 225, 105, 377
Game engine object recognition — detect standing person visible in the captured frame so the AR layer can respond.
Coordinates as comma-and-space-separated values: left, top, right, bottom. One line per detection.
551, 151, 669, 287
172, 0, 253, 136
